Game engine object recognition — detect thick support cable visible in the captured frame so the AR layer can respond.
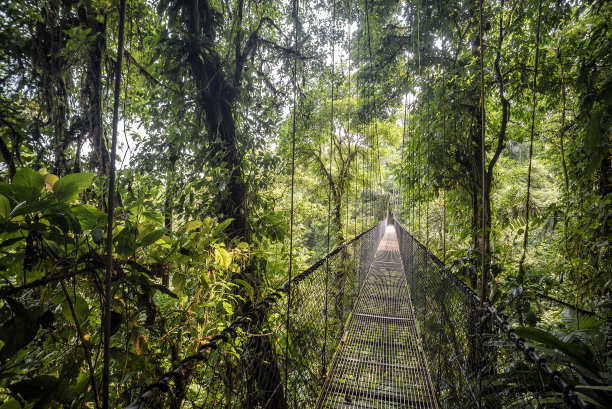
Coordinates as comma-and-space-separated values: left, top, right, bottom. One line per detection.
103, 0, 126, 407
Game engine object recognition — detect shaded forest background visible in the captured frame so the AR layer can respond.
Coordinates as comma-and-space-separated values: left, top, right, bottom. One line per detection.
0, 0, 609, 407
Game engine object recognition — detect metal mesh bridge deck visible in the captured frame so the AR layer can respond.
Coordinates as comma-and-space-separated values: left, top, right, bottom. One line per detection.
318, 225, 439, 409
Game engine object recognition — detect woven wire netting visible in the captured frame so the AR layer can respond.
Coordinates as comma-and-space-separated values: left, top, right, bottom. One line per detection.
127, 219, 387, 409
394, 220, 587, 409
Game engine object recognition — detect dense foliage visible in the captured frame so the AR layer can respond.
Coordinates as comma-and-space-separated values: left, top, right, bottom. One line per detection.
0, 0, 609, 407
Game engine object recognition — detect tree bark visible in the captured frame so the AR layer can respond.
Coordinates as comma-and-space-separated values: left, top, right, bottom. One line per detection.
183, 0, 247, 239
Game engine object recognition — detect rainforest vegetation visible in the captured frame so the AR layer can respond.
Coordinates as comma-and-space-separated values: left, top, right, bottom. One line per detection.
0, 0, 609, 407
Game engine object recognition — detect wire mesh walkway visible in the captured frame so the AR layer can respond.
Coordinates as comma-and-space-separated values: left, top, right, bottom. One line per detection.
318, 225, 439, 409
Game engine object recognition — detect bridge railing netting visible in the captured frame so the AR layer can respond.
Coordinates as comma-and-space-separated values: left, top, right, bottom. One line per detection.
394, 220, 589, 409
127, 218, 387, 409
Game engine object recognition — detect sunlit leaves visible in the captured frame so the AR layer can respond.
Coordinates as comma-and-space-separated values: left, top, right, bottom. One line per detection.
52, 172, 95, 203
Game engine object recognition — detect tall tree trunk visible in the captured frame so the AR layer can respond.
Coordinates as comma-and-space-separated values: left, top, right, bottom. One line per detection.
80, 10, 109, 178
183, 0, 247, 239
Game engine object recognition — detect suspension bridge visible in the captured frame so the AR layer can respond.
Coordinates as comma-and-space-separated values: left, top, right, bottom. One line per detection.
126, 217, 591, 409
120, 0, 596, 406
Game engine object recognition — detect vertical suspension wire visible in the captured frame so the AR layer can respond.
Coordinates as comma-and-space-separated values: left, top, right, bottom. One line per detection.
365, 0, 383, 222
479, 0, 486, 305
324, 0, 337, 374
103, 0, 126, 407
358, 26, 365, 236
409, 0, 415, 233
346, 0, 352, 238
364, 0, 380, 222
426, 70, 430, 247
401, 76, 409, 223
351, 0, 360, 238
477, 0, 486, 405
286, 0, 299, 400
441, 68, 447, 266
416, 0, 422, 241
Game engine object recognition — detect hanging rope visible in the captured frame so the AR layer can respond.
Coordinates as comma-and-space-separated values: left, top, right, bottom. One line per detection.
103, 0, 126, 407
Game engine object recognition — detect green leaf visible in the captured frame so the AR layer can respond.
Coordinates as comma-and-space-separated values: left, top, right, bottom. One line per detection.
13, 168, 44, 191
0, 194, 10, 219
44, 173, 59, 190
222, 301, 234, 315
0, 299, 41, 363
212, 218, 233, 237
9, 375, 70, 403
0, 399, 22, 409
71, 204, 106, 230
53, 173, 95, 203
514, 326, 600, 376
214, 247, 232, 268
61, 295, 90, 324
10, 169, 44, 203
140, 229, 166, 247
185, 220, 203, 232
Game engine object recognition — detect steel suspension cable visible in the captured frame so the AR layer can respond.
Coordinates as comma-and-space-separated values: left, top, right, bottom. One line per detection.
518, 0, 543, 322
346, 0, 352, 238
441, 67, 447, 265
104, 0, 126, 407
324, 0, 337, 373
479, 0, 486, 304
426, 70, 431, 247
285, 0, 300, 399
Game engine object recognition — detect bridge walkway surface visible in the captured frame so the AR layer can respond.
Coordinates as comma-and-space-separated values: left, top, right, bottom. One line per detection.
318, 225, 439, 409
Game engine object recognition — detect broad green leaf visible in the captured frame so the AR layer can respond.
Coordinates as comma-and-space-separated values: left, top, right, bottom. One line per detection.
140, 229, 166, 247
71, 204, 106, 230
9, 375, 70, 403
13, 168, 44, 190
53, 172, 95, 203
61, 295, 90, 323
44, 173, 59, 191
0, 299, 40, 363
185, 220, 203, 232
0, 194, 9, 219
0, 399, 22, 409
214, 247, 232, 268
514, 326, 600, 376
